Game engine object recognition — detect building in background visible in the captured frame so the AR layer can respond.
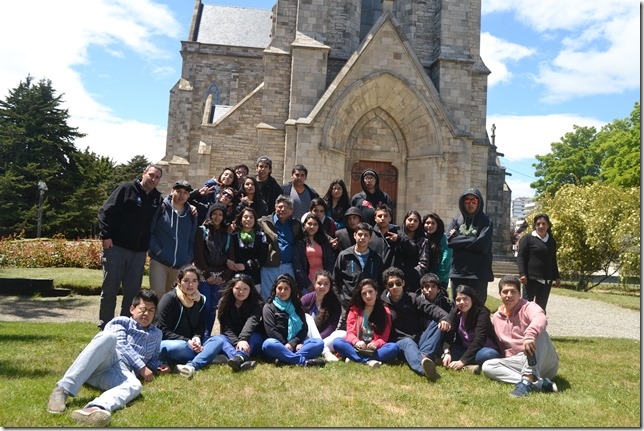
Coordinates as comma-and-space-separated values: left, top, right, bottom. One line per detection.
160, 0, 512, 254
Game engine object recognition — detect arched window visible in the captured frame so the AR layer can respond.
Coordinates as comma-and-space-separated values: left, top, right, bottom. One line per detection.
206, 82, 221, 123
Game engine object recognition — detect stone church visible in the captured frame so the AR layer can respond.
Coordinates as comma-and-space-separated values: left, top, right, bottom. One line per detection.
159, 0, 512, 254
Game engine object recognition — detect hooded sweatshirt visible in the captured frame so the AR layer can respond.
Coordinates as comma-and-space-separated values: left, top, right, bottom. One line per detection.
350, 169, 395, 226
148, 195, 198, 268
446, 188, 494, 281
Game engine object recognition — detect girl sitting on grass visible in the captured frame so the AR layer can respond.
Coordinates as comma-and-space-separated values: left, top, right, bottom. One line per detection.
262, 274, 326, 367
332, 279, 399, 368
300, 270, 345, 362
207, 273, 265, 372
441, 284, 500, 373
155, 266, 217, 379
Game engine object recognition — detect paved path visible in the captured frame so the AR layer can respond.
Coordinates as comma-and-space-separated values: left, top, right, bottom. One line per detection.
0, 282, 640, 340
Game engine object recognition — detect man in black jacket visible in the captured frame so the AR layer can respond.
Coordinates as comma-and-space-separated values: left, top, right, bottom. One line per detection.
254, 156, 283, 211
381, 267, 451, 382
281, 164, 319, 220
97, 165, 163, 330
350, 168, 395, 226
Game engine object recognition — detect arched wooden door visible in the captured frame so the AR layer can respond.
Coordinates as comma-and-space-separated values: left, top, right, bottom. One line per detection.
350, 161, 398, 206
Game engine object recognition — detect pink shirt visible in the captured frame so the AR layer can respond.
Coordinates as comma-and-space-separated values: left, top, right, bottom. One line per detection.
306, 242, 323, 282
492, 298, 548, 357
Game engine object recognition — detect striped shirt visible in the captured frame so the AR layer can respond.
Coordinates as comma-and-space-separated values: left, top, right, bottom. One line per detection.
105, 316, 163, 372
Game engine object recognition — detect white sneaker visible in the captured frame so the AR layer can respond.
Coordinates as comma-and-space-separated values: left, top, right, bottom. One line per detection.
324, 351, 339, 362
71, 406, 111, 427
366, 360, 382, 368
176, 364, 196, 379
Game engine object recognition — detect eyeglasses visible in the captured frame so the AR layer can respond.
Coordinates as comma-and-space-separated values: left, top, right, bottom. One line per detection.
464, 197, 479, 204
221, 192, 234, 199
386, 280, 403, 288
233, 273, 253, 284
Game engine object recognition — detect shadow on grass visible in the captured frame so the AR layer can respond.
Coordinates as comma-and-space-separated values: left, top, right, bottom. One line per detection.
0, 359, 52, 378
0, 297, 92, 320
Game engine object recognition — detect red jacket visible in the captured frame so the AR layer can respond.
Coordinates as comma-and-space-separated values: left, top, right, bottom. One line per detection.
345, 305, 392, 348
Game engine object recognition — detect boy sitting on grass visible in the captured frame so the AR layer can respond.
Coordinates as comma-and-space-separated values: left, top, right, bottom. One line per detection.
47, 289, 170, 426
481, 275, 559, 397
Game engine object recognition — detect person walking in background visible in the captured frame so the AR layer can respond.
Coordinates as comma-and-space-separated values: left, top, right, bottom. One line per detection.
281, 164, 319, 220
148, 180, 198, 299
447, 188, 494, 303
517, 213, 560, 312
482, 275, 559, 398
350, 168, 395, 226
47, 290, 169, 427
193, 203, 232, 340
97, 164, 163, 330
423, 212, 452, 291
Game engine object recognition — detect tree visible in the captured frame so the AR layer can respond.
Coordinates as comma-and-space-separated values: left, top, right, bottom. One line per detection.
0, 75, 85, 237
531, 125, 601, 197
538, 184, 640, 290
597, 102, 640, 188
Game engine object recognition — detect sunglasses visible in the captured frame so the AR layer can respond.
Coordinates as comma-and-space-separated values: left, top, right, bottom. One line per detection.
221, 192, 234, 199
232, 273, 253, 284
464, 197, 479, 204
386, 280, 403, 288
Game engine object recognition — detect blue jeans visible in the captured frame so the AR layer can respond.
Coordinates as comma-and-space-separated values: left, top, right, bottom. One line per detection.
332, 338, 399, 364
260, 263, 295, 300
262, 338, 324, 365
449, 342, 500, 365
198, 281, 223, 339
397, 320, 445, 374
56, 331, 142, 412
160, 336, 220, 370
98, 246, 146, 329
210, 333, 265, 361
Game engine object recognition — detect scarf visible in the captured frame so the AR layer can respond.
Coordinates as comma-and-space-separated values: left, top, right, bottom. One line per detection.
273, 297, 302, 340
240, 229, 255, 245
175, 286, 201, 308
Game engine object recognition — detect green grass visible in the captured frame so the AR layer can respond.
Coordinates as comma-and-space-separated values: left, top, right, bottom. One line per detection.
551, 287, 640, 311
0, 322, 639, 427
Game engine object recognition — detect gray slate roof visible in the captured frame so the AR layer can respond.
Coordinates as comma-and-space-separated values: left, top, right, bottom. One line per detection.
196, 5, 272, 48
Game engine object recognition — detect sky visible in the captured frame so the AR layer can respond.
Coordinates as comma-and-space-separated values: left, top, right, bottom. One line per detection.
0, 0, 639, 199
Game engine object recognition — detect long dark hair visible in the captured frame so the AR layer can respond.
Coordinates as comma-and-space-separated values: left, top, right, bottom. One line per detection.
455, 284, 491, 332
323, 179, 350, 211
240, 176, 258, 198
312, 270, 341, 329
218, 166, 239, 191
218, 275, 262, 321
347, 278, 388, 334
423, 212, 445, 266
235, 206, 259, 231
268, 273, 304, 312
532, 213, 553, 235
404, 210, 423, 239
301, 213, 329, 246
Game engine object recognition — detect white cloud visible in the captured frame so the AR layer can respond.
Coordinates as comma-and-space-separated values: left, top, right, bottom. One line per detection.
0, 0, 180, 163
480, 32, 535, 87
505, 178, 535, 200
487, 114, 606, 161
482, 0, 639, 102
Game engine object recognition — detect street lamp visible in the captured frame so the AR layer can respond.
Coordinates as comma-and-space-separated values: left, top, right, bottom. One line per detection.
36, 180, 48, 238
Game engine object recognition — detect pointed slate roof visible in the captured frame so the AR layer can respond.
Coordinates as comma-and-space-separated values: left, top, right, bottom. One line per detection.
196, 5, 272, 48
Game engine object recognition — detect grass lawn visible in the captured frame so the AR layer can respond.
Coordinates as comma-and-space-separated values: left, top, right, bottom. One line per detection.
0, 322, 640, 427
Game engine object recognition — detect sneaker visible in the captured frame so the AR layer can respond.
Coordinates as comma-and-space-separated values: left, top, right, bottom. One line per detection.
345, 357, 351, 363
71, 406, 111, 427
176, 364, 196, 379
239, 360, 258, 371
510, 380, 533, 398
324, 351, 340, 362
422, 357, 440, 382
211, 353, 229, 364
227, 355, 245, 372
304, 358, 326, 368
366, 360, 382, 368
541, 378, 559, 393
274, 358, 285, 367
47, 386, 67, 414
462, 365, 481, 374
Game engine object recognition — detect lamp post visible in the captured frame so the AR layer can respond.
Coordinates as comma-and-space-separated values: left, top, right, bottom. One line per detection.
36, 180, 48, 238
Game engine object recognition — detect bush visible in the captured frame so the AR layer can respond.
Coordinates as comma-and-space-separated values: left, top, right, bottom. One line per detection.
0, 238, 102, 269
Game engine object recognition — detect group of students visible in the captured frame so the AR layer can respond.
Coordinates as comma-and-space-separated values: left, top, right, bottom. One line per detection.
50, 157, 560, 426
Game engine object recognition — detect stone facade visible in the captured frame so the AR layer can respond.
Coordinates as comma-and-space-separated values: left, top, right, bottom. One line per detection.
159, 0, 512, 254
